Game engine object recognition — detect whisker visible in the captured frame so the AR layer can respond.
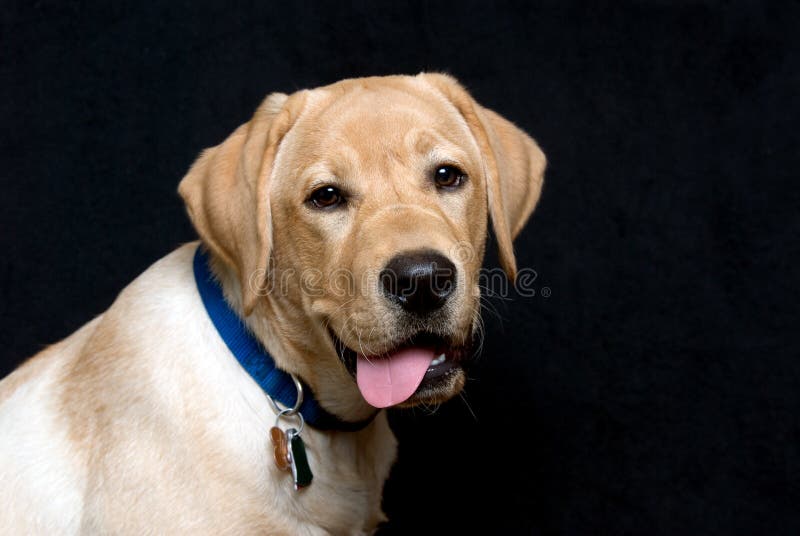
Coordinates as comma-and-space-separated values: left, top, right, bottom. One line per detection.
364, 318, 385, 356
479, 295, 503, 323
321, 298, 358, 332
354, 321, 374, 365
478, 283, 513, 302
459, 391, 478, 422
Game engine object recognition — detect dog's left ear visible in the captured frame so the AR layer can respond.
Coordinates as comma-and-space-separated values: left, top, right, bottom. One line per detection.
421, 73, 546, 281
179, 91, 306, 315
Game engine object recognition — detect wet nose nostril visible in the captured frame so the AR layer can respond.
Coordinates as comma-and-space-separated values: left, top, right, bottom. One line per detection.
379, 270, 401, 301
431, 267, 456, 298
380, 250, 457, 315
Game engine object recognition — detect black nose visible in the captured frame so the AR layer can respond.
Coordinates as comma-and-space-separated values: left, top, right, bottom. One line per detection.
380, 250, 457, 315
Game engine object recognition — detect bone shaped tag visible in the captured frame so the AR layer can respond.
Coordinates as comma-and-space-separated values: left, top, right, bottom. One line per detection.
269, 426, 291, 471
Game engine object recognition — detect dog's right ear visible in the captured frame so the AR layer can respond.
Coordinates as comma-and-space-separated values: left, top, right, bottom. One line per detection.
178, 91, 306, 315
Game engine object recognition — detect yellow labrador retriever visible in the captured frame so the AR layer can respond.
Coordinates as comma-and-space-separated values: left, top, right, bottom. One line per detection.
0, 73, 545, 534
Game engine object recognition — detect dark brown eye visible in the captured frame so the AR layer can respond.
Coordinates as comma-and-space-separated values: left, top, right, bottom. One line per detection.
309, 185, 345, 209
433, 165, 467, 189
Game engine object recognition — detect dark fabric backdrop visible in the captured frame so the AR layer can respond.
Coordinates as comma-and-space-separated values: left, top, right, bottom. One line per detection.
1, 1, 798, 534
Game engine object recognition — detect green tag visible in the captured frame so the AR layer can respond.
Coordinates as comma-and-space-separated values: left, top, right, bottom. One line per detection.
287, 429, 313, 490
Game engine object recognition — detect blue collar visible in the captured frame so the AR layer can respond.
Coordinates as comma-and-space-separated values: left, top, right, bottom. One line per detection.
192, 246, 375, 432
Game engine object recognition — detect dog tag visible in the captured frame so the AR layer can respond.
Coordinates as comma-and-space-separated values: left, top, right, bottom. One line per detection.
286, 428, 313, 489
269, 426, 291, 471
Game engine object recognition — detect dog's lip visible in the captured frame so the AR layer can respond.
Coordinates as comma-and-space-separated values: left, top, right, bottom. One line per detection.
420, 351, 459, 380
329, 328, 471, 382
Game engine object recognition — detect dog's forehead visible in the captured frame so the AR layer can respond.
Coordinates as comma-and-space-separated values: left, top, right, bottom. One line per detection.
292, 77, 477, 160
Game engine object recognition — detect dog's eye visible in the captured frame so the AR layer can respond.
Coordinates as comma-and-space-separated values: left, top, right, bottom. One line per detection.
309, 185, 345, 209
433, 165, 467, 189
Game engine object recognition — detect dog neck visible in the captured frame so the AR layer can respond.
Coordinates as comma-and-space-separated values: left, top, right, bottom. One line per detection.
198, 246, 379, 427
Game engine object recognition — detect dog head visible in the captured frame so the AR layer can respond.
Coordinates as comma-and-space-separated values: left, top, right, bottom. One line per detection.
179, 74, 545, 417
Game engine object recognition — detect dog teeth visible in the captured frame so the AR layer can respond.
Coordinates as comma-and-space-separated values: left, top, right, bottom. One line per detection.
430, 353, 446, 366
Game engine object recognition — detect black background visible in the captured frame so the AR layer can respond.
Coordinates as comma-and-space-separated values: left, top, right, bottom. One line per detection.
2, 1, 798, 534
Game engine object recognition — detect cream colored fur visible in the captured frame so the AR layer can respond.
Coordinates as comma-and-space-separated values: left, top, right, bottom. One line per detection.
0, 245, 395, 534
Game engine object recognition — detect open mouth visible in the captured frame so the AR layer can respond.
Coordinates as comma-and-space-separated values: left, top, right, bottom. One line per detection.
330, 330, 474, 408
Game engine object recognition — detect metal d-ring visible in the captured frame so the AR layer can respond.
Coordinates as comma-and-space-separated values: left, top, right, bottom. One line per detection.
265, 373, 305, 416
275, 407, 305, 437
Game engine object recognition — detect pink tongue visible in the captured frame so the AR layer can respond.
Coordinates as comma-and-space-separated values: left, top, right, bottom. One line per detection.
356, 347, 435, 408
